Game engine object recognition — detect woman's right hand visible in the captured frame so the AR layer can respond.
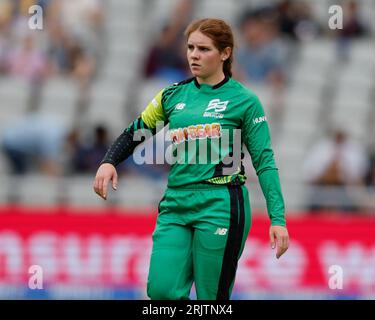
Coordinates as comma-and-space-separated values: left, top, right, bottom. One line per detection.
93, 163, 118, 200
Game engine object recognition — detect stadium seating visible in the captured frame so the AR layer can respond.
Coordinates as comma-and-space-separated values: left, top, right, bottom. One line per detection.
0, 0, 374, 212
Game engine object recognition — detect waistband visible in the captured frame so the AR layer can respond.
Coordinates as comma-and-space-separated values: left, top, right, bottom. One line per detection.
168, 178, 244, 190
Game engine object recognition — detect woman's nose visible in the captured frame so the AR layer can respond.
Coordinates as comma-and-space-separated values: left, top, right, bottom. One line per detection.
190, 48, 199, 59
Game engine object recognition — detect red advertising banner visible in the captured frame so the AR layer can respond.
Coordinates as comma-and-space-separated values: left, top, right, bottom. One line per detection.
0, 206, 374, 299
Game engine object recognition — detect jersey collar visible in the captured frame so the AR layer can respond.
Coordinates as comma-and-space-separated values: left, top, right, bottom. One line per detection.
193, 74, 230, 90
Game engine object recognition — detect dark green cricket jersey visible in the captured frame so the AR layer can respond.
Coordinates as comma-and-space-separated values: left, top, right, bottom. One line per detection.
141, 77, 285, 225
127, 76, 285, 225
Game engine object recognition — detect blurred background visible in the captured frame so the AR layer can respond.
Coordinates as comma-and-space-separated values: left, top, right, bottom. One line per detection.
1, 0, 375, 299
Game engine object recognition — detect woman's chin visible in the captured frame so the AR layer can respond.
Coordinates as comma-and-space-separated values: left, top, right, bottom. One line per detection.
190, 69, 201, 77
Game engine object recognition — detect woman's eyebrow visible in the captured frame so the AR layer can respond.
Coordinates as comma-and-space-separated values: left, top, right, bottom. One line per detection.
187, 42, 210, 46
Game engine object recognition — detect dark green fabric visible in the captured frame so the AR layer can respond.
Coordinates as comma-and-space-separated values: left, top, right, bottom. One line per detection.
147, 184, 251, 300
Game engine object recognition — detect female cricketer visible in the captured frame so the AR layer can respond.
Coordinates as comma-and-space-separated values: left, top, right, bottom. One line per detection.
93, 18, 289, 300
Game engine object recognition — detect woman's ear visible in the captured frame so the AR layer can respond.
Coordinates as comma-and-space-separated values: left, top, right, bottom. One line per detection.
221, 47, 232, 61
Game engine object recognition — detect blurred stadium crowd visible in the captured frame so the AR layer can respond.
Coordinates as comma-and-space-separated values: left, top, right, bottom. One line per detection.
0, 0, 375, 213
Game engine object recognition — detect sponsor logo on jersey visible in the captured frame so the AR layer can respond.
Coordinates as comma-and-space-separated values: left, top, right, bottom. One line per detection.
169, 123, 221, 144
174, 103, 186, 110
151, 98, 159, 108
214, 228, 228, 235
253, 116, 267, 125
203, 99, 229, 119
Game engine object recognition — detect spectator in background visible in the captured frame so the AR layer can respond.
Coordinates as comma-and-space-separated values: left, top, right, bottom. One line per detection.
1, 112, 68, 176
36, 0, 52, 10
6, 33, 48, 82
0, 0, 13, 75
235, 7, 289, 87
277, 0, 320, 42
335, 0, 370, 61
277, 0, 300, 40
340, 0, 369, 38
365, 151, 375, 187
0, 0, 12, 22
47, 0, 103, 115
10, 0, 37, 41
69, 125, 110, 173
143, 0, 194, 83
5, 33, 49, 110
303, 129, 369, 212
66, 125, 139, 176
0, 0, 108, 179
47, 24, 74, 75
144, 24, 188, 83
343, 146, 375, 213
46, 22, 96, 116
47, 0, 104, 58
234, 7, 290, 136
68, 43, 96, 91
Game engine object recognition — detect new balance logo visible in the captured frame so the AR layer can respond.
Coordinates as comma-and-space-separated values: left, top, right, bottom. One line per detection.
175, 103, 186, 110
203, 99, 229, 119
214, 228, 228, 235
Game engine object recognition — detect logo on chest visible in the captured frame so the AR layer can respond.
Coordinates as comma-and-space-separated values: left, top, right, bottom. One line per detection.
169, 123, 221, 144
203, 99, 229, 119
174, 103, 186, 110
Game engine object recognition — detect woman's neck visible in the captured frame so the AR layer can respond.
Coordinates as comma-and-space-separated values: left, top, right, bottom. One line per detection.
196, 72, 226, 86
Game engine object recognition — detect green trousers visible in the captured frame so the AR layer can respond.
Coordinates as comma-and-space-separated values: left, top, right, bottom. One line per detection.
147, 183, 251, 300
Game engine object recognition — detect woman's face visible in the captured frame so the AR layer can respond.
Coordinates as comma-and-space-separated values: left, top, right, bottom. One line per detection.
187, 30, 229, 81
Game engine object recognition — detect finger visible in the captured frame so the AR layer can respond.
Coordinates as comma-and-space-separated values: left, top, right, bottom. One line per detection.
277, 245, 287, 259
112, 172, 118, 190
94, 178, 103, 198
93, 178, 99, 195
276, 247, 281, 259
98, 178, 104, 199
269, 229, 276, 249
277, 236, 283, 251
276, 237, 289, 259
282, 235, 289, 251
102, 178, 109, 199
276, 236, 282, 258
276, 241, 284, 259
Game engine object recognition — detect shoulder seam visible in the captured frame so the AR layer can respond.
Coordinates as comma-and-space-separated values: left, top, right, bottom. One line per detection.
175, 77, 195, 86
161, 77, 194, 107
